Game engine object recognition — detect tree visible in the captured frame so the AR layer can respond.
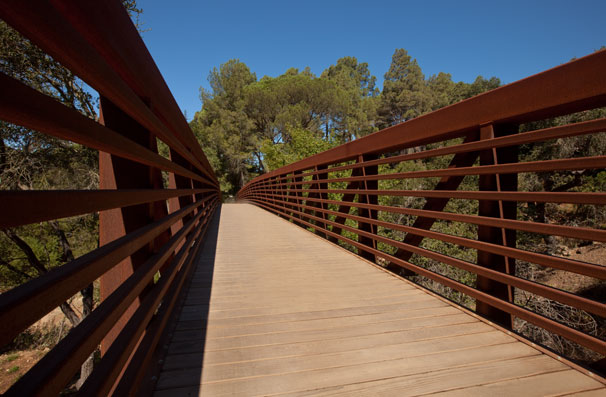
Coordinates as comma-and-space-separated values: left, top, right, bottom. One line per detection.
261, 126, 333, 171
378, 49, 433, 128
427, 72, 456, 111
193, 59, 259, 195
451, 75, 501, 103
245, 68, 338, 144
321, 57, 379, 142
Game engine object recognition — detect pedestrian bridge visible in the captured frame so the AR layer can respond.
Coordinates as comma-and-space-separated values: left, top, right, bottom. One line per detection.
152, 203, 603, 396
0, 2, 605, 396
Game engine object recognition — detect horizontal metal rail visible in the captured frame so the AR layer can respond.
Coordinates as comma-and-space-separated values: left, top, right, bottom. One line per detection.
251, 198, 606, 355
258, 117, 606, 182
0, 1, 220, 395
238, 49, 606, 375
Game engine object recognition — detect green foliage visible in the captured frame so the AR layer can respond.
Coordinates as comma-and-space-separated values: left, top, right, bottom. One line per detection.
379, 49, 432, 127
192, 58, 382, 195
192, 59, 260, 196
261, 127, 334, 171
377, 49, 501, 129
6, 354, 19, 363
193, 48, 500, 197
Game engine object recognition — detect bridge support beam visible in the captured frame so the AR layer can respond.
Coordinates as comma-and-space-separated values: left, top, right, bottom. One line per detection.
98, 97, 170, 355
476, 123, 518, 329
387, 132, 480, 276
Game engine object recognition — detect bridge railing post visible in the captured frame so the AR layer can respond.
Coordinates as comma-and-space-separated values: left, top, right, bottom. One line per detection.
357, 154, 378, 262
98, 96, 171, 355
292, 171, 304, 225
314, 165, 329, 238
476, 123, 518, 329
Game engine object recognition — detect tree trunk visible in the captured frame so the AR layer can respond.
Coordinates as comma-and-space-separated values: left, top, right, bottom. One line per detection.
50, 221, 95, 388
76, 281, 95, 389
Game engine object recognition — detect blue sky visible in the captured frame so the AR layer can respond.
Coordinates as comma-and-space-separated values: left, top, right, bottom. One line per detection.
138, 0, 606, 121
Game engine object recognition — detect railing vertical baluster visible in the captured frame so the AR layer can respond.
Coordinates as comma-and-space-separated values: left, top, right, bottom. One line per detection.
357, 154, 379, 262
314, 165, 329, 238
277, 173, 290, 221
284, 173, 294, 219
167, 149, 195, 241
476, 123, 518, 329
293, 171, 304, 225
328, 163, 363, 244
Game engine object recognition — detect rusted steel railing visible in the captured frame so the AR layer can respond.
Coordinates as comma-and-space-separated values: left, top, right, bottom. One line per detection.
238, 50, 606, 373
0, 2, 220, 395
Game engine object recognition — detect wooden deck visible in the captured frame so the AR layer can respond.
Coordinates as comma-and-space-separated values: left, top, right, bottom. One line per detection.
153, 203, 605, 396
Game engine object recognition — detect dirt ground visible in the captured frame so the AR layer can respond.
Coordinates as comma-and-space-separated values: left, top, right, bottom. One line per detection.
539, 243, 606, 295
0, 297, 81, 392
0, 349, 46, 393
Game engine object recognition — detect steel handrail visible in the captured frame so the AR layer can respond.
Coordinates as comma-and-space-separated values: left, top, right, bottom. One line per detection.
238, 50, 606, 375
0, 1, 220, 395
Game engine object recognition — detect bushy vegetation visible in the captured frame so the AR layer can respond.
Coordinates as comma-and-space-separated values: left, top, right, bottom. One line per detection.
192, 49, 500, 196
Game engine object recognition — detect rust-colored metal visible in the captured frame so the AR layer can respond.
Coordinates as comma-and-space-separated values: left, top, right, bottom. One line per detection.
313, 165, 329, 238
0, 1, 220, 393
0, 1, 216, 184
249, 187, 606, 205
389, 132, 480, 275
6, 202, 213, 396
243, 49, 606, 183
254, 155, 606, 187
78, 201, 216, 396
112, 207, 217, 397
0, 198, 210, 349
476, 124, 518, 329
98, 96, 169, 355
251, 197, 606, 318
52, 1, 216, 180
0, 73, 213, 186
357, 154, 378, 262
248, 193, 606, 280
0, 188, 212, 229
249, 197, 606, 355
250, 192, 606, 242
239, 49, 606, 369
255, 117, 606, 184
326, 166, 362, 244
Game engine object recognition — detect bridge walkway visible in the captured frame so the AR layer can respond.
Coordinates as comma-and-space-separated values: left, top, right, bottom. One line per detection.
153, 203, 605, 396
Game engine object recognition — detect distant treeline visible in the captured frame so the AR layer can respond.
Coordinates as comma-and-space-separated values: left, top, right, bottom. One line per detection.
192, 49, 501, 195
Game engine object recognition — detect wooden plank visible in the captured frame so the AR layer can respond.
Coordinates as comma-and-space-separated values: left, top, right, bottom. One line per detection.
176, 300, 447, 330
157, 331, 515, 389
559, 389, 606, 397
183, 292, 433, 315
169, 313, 475, 355
162, 322, 493, 370
153, 203, 605, 396
433, 370, 605, 397
172, 306, 459, 341
179, 293, 436, 321
281, 355, 569, 396
155, 343, 540, 395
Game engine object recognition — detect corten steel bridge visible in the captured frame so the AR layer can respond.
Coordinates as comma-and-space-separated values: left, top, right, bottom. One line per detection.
0, 3, 606, 396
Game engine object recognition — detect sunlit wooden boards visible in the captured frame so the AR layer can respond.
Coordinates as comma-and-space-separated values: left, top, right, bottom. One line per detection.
154, 203, 605, 396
